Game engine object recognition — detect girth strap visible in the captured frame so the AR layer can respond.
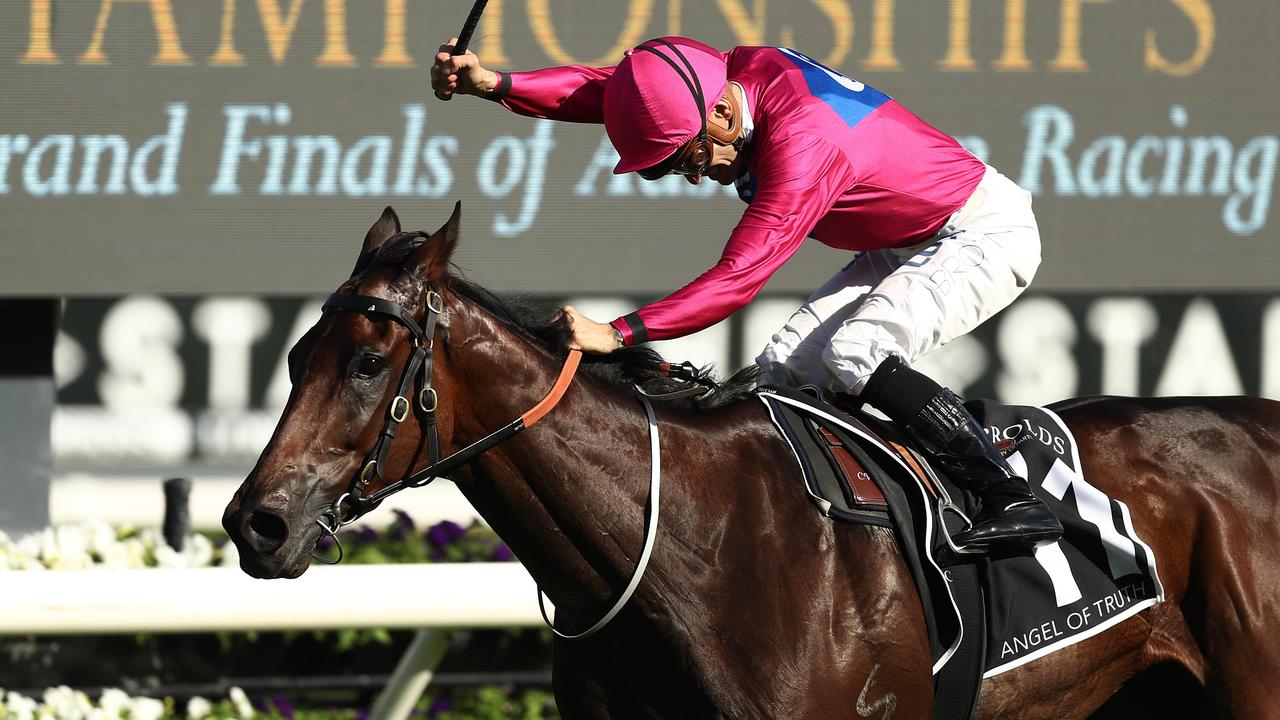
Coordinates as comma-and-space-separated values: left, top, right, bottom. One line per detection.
538, 391, 662, 640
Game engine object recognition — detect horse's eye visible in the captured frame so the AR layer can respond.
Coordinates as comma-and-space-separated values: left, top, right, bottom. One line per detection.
354, 355, 386, 379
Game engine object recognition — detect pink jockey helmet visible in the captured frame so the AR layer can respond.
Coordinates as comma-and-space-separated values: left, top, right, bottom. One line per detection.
604, 37, 728, 175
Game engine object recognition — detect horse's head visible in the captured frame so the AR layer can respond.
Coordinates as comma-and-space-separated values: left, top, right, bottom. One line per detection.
223, 203, 461, 578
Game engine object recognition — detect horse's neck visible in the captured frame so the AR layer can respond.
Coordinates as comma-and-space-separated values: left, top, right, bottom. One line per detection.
444, 318, 666, 623
435, 313, 932, 713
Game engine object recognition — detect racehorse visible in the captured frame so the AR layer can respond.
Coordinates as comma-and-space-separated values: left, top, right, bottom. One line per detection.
224, 204, 1280, 719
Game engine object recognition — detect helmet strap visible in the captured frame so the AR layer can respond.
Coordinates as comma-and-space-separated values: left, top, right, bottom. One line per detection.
635, 39, 708, 139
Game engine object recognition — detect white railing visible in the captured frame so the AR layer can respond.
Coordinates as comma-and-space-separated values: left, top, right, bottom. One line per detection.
0, 563, 548, 720
0, 563, 542, 634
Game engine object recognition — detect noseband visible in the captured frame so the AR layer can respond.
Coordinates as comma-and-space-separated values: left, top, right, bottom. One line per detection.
314, 284, 581, 562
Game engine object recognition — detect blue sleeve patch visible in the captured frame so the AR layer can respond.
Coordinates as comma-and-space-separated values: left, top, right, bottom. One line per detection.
777, 47, 890, 129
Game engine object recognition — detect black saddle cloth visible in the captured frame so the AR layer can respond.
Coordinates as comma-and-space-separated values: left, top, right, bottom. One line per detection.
756, 383, 1166, 718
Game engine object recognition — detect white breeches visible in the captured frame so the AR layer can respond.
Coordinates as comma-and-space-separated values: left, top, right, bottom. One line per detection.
756, 166, 1041, 393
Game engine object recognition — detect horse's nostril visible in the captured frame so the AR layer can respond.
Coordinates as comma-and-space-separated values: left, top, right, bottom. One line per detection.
247, 510, 289, 549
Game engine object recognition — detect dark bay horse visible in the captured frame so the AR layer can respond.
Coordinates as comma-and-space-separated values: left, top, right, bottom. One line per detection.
224, 204, 1280, 719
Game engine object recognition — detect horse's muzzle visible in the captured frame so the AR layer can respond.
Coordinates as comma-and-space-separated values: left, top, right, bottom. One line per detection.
223, 499, 317, 579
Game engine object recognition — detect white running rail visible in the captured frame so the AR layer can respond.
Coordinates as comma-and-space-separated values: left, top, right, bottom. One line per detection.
0, 563, 542, 635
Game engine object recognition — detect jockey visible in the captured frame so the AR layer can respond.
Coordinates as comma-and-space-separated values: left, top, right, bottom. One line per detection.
432, 36, 1062, 552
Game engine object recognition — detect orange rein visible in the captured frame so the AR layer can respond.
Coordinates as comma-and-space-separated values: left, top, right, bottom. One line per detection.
521, 349, 583, 427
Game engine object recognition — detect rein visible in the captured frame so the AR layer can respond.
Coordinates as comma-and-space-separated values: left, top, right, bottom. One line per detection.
314, 286, 582, 556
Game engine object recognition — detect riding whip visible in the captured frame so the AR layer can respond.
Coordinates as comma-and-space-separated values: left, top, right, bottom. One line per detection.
435, 0, 491, 101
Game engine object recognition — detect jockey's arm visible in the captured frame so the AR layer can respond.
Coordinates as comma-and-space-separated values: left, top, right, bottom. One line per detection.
433, 38, 614, 122
609, 134, 852, 348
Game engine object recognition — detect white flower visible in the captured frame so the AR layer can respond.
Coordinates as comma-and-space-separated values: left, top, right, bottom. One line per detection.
220, 540, 240, 568
37, 528, 61, 568
98, 543, 132, 569
74, 689, 95, 717
41, 685, 86, 720
144, 532, 217, 569
54, 526, 89, 565
153, 543, 182, 569
121, 538, 148, 569
41, 681, 97, 717
85, 520, 119, 558
228, 687, 254, 719
5, 691, 38, 720
186, 696, 213, 719
1, 523, 222, 571
98, 688, 131, 716
17, 533, 41, 560
127, 696, 165, 720
13, 553, 47, 572
186, 534, 215, 568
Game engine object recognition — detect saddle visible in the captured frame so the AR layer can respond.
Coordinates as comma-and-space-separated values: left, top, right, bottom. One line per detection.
763, 387, 943, 520
758, 384, 984, 720
755, 384, 1166, 720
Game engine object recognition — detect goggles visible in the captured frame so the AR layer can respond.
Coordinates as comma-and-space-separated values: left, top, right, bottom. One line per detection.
637, 134, 712, 181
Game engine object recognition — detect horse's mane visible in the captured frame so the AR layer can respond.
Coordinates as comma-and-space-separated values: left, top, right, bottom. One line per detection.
443, 276, 760, 410
357, 231, 758, 409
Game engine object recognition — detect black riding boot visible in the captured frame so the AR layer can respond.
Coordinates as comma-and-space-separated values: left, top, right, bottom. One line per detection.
860, 356, 1063, 551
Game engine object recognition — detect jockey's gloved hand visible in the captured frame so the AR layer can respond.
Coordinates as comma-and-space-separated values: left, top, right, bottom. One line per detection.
563, 305, 624, 355
432, 37, 500, 99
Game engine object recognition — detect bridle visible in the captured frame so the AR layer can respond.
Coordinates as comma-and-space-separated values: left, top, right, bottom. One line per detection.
310, 274, 664, 640
314, 280, 582, 562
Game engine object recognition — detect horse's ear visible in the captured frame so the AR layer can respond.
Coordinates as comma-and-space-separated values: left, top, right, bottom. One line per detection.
352, 206, 402, 275
408, 201, 461, 282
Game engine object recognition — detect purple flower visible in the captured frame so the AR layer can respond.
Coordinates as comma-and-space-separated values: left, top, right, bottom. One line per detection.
493, 543, 514, 562
392, 509, 416, 530
315, 534, 334, 550
354, 526, 379, 544
425, 520, 466, 549
270, 695, 295, 718
427, 698, 454, 717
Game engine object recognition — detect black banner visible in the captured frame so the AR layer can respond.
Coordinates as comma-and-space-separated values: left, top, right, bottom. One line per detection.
53, 291, 1280, 465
